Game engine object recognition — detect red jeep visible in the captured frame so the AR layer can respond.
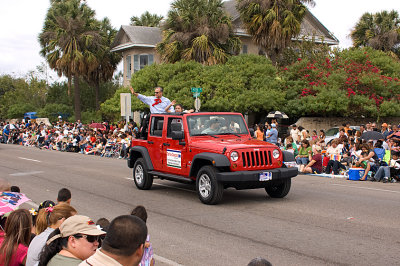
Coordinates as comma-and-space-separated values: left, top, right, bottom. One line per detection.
128, 112, 297, 204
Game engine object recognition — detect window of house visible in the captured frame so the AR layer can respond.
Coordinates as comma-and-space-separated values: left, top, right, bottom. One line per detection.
134, 54, 154, 73
242, 45, 248, 54
126, 55, 131, 79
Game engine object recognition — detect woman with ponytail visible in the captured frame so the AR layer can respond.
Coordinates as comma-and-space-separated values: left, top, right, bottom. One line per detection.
0, 209, 32, 266
26, 203, 76, 266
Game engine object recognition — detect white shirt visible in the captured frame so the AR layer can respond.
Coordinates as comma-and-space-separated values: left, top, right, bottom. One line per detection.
137, 94, 174, 114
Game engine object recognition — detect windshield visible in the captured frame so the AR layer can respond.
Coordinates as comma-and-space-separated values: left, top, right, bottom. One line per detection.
187, 114, 249, 136
325, 128, 339, 136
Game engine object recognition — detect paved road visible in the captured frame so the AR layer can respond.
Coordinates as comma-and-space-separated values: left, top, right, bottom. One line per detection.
1, 144, 399, 266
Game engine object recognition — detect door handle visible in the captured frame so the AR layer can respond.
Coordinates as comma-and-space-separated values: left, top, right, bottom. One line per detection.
147, 141, 154, 144
163, 143, 170, 146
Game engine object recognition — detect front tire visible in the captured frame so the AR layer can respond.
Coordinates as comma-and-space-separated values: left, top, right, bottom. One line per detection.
133, 158, 153, 190
196, 166, 224, 205
265, 179, 291, 198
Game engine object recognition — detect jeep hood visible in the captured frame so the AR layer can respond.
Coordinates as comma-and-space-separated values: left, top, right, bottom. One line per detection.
189, 138, 277, 153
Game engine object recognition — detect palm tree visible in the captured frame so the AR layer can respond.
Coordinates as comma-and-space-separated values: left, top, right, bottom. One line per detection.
236, 0, 315, 64
351, 10, 400, 57
85, 18, 122, 110
157, 0, 241, 65
39, 0, 101, 120
130, 11, 163, 27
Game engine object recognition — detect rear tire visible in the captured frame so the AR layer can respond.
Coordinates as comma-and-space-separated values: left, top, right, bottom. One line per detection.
133, 158, 153, 190
265, 179, 291, 198
196, 166, 223, 205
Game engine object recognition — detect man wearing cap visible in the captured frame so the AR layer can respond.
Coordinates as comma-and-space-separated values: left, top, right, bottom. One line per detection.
80, 215, 147, 266
265, 123, 278, 145
44, 215, 106, 265
381, 123, 390, 139
130, 86, 174, 114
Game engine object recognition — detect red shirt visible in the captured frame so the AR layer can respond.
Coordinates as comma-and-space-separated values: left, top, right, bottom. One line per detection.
311, 153, 323, 173
0, 235, 28, 266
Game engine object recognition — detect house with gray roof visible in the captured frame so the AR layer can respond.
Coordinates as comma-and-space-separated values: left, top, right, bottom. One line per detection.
111, 0, 339, 86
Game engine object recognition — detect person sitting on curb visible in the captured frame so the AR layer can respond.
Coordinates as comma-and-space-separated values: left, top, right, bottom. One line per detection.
300, 146, 323, 174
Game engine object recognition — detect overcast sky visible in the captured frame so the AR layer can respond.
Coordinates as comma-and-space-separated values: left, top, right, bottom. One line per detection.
0, 0, 399, 79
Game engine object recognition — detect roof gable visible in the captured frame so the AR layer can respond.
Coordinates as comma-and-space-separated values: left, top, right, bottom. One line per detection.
222, 0, 339, 45
111, 25, 162, 52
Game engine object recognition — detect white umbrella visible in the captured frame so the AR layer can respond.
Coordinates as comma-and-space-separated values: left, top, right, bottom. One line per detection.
266, 111, 289, 119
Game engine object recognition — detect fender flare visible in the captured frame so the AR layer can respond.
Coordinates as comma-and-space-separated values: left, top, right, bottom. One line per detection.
189, 152, 230, 177
128, 146, 154, 170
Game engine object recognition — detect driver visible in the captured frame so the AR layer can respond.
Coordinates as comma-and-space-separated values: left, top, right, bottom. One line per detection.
201, 119, 222, 134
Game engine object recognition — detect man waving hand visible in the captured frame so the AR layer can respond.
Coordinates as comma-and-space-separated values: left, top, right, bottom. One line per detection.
130, 86, 174, 114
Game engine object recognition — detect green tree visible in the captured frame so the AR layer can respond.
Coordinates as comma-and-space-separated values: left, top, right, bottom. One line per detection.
85, 17, 122, 110
130, 11, 163, 27
157, 0, 241, 65
351, 10, 400, 58
39, 0, 101, 120
0, 75, 47, 119
101, 55, 284, 118
236, 0, 314, 64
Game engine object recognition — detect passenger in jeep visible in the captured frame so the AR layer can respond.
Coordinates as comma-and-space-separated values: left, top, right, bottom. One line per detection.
201, 119, 222, 134
130, 86, 174, 114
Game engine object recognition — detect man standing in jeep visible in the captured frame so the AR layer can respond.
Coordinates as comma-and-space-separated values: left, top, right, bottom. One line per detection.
130, 86, 174, 114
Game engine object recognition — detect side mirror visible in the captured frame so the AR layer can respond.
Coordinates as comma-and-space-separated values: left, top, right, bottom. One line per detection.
171, 131, 184, 140
249, 128, 255, 137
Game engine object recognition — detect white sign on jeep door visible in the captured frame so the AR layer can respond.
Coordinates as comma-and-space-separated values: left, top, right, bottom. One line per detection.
167, 149, 182, 168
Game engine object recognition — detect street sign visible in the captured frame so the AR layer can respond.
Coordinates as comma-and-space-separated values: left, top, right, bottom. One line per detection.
194, 98, 201, 112
191, 87, 202, 93
120, 93, 131, 117
193, 92, 200, 98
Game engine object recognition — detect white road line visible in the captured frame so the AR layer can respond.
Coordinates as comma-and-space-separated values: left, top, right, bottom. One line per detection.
331, 183, 400, 194
153, 254, 183, 266
10, 171, 44, 176
153, 182, 195, 193
18, 157, 41, 163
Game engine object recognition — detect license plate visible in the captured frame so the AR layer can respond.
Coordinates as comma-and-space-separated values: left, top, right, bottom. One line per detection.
259, 172, 272, 181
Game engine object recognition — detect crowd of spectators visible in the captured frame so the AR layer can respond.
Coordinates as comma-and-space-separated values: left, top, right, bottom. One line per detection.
0, 120, 139, 159
0, 184, 153, 266
254, 121, 400, 182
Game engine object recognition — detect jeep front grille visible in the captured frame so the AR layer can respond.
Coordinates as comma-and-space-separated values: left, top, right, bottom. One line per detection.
241, 150, 272, 168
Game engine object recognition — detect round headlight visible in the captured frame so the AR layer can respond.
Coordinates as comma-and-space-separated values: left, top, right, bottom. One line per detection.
230, 151, 239, 162
272, 149, 280, 159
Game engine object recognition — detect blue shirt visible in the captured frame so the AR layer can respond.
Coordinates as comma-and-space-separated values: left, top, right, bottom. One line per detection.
266, 128, 278, 144
137, 94, 174, 114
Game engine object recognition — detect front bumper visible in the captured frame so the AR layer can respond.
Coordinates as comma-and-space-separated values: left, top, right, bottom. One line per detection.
216, 167, 297, 183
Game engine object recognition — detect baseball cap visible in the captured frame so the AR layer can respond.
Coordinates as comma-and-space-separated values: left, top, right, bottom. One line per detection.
291, 124, 297, 127
381, 123, 388, 127
47, 215, 105, 245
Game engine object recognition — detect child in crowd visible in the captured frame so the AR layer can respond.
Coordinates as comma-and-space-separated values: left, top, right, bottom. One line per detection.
389, 151, 400, 182
356, 144, 372, 181
57, 188, 71, 205
285, 144, 294, 154
131, 206, 154, 266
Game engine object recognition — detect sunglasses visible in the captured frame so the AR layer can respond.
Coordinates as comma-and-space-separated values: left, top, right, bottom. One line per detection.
74, 234, 100, 243
154, 91, 161, 94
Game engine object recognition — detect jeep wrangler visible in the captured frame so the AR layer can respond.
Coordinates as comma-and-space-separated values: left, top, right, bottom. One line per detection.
128, 112, 297, 204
